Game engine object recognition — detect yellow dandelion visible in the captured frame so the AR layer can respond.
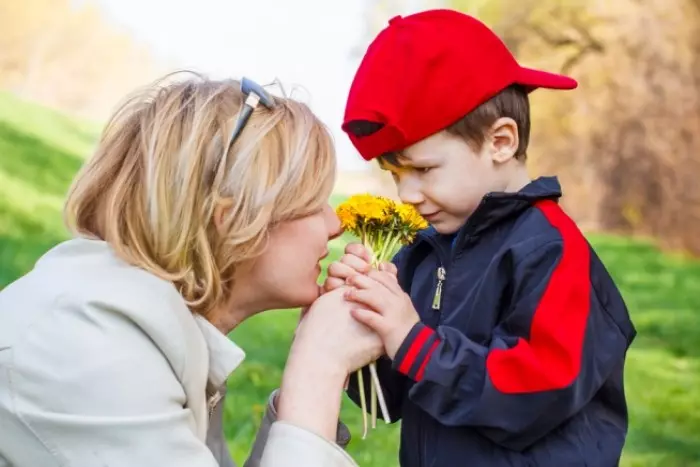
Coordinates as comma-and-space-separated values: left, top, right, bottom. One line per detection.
395, 203, 429, 231
349, 194, 392, 224
332, 194, 428, 440
336, 203, 358, 232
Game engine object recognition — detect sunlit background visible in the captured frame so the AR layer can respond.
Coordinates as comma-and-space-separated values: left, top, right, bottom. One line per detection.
95, 0, 370, 171
1, 0, 699, 466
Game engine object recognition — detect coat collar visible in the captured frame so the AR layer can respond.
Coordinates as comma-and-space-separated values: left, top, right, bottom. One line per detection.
193, 314, 246, 390
417, 176, 562, 248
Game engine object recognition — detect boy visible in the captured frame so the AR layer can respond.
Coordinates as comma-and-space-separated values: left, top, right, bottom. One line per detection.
326, 9, 637, 467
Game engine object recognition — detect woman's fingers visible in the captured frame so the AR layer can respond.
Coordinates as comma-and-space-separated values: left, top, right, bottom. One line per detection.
345, 242, 373, 263
340, 253, 372, 273
347, 269, 401, 296
325, 242, 398, 295
327, 253, 370, 278
327, 259, 364, 280
378, 261, 398, 276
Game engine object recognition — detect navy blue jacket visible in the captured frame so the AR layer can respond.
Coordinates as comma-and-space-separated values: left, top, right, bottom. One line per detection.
348, 176, 636, 467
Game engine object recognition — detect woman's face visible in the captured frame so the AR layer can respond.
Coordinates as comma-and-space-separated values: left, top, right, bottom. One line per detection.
246, 203, 342, 310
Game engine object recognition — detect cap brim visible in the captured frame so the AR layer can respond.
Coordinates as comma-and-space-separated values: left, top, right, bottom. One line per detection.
515, 66, 578, 91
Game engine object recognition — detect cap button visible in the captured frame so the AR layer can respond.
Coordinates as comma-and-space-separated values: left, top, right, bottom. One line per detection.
388, 15, 403, 25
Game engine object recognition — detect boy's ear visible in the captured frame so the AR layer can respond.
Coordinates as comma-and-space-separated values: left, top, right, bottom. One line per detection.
488, 117, 519, 163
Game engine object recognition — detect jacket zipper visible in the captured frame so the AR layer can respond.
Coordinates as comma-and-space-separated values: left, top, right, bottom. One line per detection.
413, 237, 449, 467
431, 266, 446, 310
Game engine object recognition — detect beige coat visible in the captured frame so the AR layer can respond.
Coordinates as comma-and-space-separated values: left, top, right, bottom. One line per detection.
0, 238, 357, 467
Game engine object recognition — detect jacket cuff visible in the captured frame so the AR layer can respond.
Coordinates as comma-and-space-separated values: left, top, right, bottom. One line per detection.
261, 422, 358, 467
392, 323, 440, 381
267, 389, 351, 449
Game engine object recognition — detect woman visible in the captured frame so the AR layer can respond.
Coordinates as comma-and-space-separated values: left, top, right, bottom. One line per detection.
0, 71, 381, 466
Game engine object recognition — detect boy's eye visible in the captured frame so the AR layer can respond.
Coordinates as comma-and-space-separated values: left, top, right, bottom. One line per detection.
415, 167, 432, 174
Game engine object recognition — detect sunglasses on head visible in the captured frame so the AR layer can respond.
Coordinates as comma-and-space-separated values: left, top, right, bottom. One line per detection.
213, 77, 277, 180
228, 77, 277, 148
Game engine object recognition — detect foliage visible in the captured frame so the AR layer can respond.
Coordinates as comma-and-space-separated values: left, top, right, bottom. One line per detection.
0, 0, 166, 119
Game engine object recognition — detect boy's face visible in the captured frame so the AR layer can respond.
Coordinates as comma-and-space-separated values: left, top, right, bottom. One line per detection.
381, 119, 520, 234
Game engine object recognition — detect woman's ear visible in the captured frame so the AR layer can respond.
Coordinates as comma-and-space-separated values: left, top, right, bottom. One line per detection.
213, 197, 234, 234
488, 117, 519, 164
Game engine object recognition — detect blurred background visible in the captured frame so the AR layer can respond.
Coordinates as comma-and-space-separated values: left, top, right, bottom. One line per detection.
0, 0, 699, 466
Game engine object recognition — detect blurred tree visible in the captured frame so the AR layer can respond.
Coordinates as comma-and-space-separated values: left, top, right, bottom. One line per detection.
351, 0, 700, 254
447, 0, 700, 255
0, 0, 167, 119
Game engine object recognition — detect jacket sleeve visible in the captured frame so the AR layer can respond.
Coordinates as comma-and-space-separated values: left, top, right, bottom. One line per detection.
258, 423, 358, 467
244, 389, 352, 467
346, 247, 410, 422
392, 235, 635, 451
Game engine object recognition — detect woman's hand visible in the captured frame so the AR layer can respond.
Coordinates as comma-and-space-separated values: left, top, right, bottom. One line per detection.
345, 270, 419, 359
323, 242, 397, 293
277, 287, 383, 441
293, 286, 383, 373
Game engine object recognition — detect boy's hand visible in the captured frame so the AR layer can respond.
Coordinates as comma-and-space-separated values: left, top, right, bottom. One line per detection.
344, 270, 419, 359
323, 242, 397, 293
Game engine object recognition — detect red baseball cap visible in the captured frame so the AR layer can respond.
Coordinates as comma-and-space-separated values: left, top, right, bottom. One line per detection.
342, 9, 578, 161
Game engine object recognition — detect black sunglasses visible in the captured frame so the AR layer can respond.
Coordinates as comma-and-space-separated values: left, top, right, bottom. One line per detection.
213, 77, 277, 180
228, 77, 277, 148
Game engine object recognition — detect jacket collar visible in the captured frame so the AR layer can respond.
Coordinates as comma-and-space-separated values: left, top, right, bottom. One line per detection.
193, 314, 246, 390
418, 176, 562, 247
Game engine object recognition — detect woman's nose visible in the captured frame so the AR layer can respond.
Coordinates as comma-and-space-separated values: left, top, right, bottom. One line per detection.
327, 206, 343, 241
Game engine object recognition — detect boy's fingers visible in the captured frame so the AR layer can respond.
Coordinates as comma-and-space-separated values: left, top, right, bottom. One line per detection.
350, 308, 385, 334
327, 261, 362, 281
378, 262, 398, 276
323, 277, 346, 293
348, 269, 399, 296
366, 269, 402, 294
345, 272, 383, 291
345, 242, 373, 262
339, 253, 371, 273
344, 287, 388, 314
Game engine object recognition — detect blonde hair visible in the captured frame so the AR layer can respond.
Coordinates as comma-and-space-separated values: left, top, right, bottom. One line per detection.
64, 70, 336, 316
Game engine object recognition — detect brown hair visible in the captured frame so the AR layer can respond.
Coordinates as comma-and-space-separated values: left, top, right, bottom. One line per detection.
346, 84, 530, 164
64, 70, 336, 316
446, 84, 530, 160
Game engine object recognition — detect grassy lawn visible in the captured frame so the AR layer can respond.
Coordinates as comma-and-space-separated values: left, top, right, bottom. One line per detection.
1, 93, 699, 466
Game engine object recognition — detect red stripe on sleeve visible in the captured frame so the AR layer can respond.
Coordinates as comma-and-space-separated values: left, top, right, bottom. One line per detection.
416, 340, 440, 381
486, 200, 591, 394
398, 327, 433, 375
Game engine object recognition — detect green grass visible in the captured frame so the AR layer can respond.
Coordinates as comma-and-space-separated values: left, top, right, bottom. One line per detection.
1, 92, 699, 466
0, 91, 99, 287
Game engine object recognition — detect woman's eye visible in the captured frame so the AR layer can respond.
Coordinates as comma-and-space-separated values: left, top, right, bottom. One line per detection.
415, 167, 432, 174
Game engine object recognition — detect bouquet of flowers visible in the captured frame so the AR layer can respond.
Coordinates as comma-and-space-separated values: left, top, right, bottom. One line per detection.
336, 194, 428, 438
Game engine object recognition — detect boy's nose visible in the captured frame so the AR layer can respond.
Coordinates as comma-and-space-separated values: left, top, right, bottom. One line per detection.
397, 179, 425, 205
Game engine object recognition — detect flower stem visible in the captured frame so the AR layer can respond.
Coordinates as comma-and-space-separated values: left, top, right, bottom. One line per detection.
371, 367, 377, 429
355, 227, 392, 436
357, 368, 368, 439
369, 361, 391, 424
